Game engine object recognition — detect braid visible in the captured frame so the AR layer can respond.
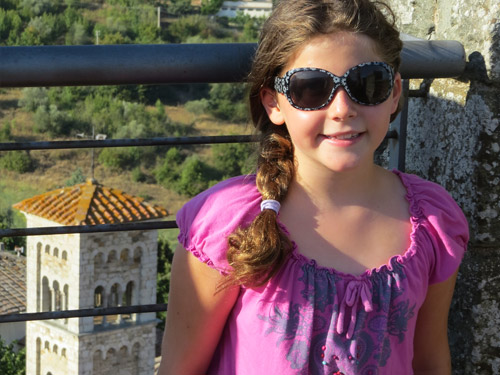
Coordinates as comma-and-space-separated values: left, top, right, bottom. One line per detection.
221, 0, 403, 289
223, 126, 294, 288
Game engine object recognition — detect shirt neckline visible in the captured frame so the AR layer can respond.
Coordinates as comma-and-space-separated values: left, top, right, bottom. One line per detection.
278, 170, 420, 280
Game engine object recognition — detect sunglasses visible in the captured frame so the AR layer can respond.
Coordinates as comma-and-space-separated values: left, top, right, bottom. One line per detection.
274, 61, 395, 111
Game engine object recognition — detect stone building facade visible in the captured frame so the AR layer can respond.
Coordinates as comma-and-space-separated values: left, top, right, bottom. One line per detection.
14, 179, 168, 375
387, 1, 500, 374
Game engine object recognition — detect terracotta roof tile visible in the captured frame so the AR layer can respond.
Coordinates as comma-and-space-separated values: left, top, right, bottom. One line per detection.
0, 251, 26, 314
13, 179, 169, 225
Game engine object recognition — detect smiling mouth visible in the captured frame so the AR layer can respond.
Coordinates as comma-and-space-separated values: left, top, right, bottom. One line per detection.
326, 133, 361, 140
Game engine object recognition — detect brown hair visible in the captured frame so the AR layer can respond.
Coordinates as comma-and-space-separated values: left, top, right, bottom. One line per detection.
224, 0, 403, 288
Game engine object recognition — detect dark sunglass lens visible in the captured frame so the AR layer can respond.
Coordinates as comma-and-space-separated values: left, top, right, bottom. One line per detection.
347, 65, 392, 104
289, 71, 334, 109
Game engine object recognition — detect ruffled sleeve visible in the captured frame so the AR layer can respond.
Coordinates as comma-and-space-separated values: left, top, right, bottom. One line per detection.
176, 174, 261, 274
400, 171, 469, 284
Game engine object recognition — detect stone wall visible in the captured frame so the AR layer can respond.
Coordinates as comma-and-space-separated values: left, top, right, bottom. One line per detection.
388, 1, 500, 373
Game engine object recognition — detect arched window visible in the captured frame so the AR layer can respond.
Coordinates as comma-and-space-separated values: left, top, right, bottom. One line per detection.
45, 244, 50, 254
133, 247, 142, 264
119, 346, 128, 358
42, 277, 51, 312
94, 286, 105, 308
94, 252, 104, 270
120, 249, 129, 263
62, 251, 68, 261
53, 247, 59, 257
62, 348, 66, 357
52, 281, 61, 311
93, 350, 102, 373
123, 281, 134, 306
106, 348, 117, 367
36, 338, 41, 375
107, 250, 117, 263
132, 342, 140, 358
109, 283, 120, 307
63, 284, 69, 310
53, 344, 58, 354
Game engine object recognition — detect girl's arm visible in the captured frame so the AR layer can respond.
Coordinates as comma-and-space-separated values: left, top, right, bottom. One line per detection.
158, 243, 240, 375
412, 270, 459, 375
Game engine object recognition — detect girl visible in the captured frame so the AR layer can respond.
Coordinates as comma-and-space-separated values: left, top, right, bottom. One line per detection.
159, 0, 469, 374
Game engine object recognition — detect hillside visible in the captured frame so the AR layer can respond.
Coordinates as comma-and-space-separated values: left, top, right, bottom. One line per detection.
0, 0, 264, 229
0, 88, 254, 228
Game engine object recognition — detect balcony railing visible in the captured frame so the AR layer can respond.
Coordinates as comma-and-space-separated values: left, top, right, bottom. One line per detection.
0, 38, 466, 324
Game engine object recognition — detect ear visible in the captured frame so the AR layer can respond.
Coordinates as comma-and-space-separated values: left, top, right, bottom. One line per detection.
390, 72, 403, 114
260, 88, 285, 125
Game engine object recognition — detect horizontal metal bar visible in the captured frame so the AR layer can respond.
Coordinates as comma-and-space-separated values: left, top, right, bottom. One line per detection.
0, 220, 178, 237
0, 304, 168, 323
399, 40, 466, 79
0, 135, 259, 152
0, 131, 397, 152
0, 40, 466, 88
0, 43, 257, 87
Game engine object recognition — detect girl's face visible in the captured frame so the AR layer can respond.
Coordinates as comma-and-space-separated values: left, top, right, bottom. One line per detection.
261, 32, 402, 179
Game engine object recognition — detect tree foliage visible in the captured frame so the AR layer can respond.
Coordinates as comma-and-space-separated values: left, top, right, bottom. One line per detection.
156, 236, 174, 329
0, 151, 34, 173
206, 83, 248, 123
168, 0, 193, 17
65, 167, 86, 186
0, 209, 25, 253
200, 0, 224, 15
0, 338, 25, 375
212, 142, 255, 178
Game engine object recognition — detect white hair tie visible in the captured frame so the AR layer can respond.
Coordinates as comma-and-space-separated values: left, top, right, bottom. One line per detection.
260, 199, 281, 214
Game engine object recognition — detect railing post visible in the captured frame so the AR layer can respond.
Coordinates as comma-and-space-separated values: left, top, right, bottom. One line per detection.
388, 80, 410, 172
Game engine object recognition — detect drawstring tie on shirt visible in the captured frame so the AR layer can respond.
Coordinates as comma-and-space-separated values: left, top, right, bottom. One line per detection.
336, 280, 373, 339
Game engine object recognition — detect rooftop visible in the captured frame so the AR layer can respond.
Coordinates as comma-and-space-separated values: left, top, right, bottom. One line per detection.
13, 179, 169, 226
0, 250, 26, 315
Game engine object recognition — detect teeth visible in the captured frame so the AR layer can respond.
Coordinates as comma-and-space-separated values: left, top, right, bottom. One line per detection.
330, 133, 359, 140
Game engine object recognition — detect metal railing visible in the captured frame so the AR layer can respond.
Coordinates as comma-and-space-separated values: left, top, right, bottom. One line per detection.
0, 39, 466, 323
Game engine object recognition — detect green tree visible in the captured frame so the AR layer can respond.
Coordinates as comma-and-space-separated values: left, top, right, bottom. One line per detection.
168, 0, 193, 16
0, 151, 34, 173
156, 236, 174, 329
207, 83, 248, 123
0, 122, 13, 142
0, 209, 26, 255
65, 167, 86, 186
175, 155, 218, 197
65, 22, 89, 45
131, 166, 148, 183
155, 147, 184, 187
0, 337, 25, 375
167, 15, 205, 43
98, 147, 141, 170
33, 104, 74, 136
0, 0, 17, 10
19, 87, 49, 112
20, 0, 60, 17
212, 142, 254, 178
200, 0, 223, 15
0, 9, 23, 45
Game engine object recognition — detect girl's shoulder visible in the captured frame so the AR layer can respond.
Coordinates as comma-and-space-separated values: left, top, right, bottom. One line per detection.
395, 170, 469, 284
395, 170, 467, 223
176, 174, 261, 274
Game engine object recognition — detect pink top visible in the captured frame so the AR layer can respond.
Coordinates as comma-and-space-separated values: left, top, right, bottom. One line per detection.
177, 171, 469, 375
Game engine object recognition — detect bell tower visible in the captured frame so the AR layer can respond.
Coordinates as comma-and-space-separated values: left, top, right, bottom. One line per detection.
14, 179, 168, 375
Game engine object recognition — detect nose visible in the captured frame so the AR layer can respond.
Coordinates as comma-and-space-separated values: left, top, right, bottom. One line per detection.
326, 87, 358, 121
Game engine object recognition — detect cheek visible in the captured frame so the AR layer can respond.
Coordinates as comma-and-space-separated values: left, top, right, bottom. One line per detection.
284, 111, 323, 133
